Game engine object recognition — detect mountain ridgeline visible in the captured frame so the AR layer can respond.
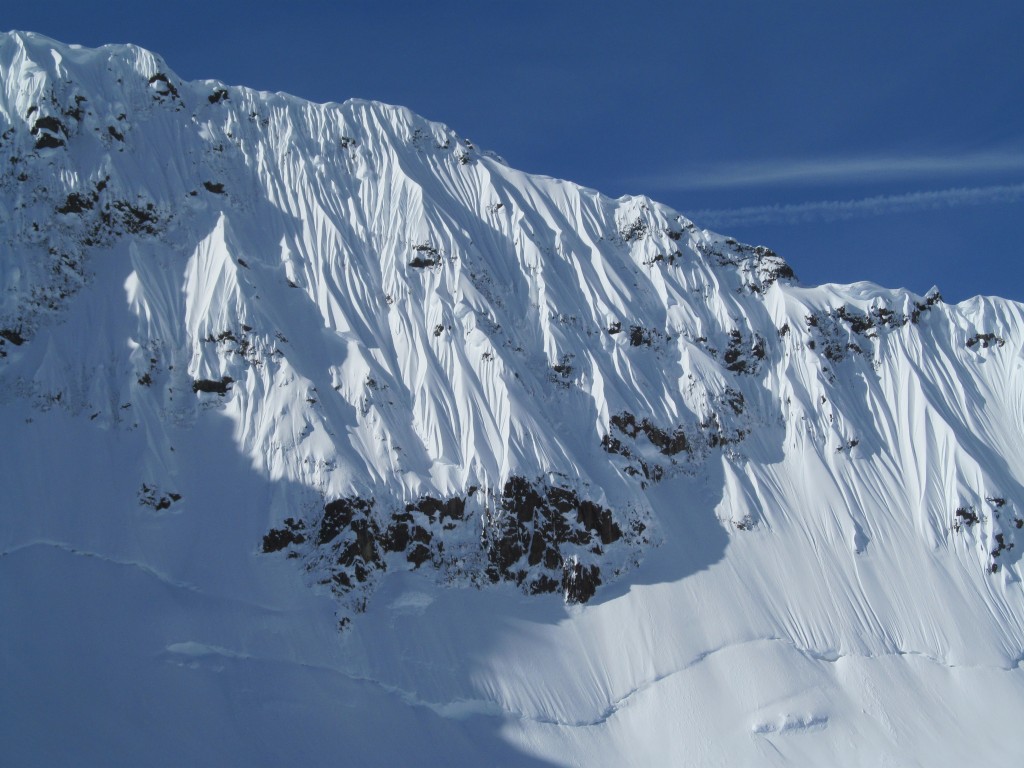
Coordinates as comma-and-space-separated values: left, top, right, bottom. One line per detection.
2, 32, 1023, 623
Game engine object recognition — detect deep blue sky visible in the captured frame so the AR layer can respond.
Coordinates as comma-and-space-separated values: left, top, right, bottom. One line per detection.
6, 1, 1024, 302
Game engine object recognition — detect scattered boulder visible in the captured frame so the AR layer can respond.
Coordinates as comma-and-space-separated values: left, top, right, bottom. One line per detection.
191, 376, 233, 395
263, 518, 306, 552
967, 332, 1005, 350
562, 559, 601, 604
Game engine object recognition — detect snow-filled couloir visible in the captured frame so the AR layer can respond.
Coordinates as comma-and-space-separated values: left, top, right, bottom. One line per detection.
2, 31, 1024, 766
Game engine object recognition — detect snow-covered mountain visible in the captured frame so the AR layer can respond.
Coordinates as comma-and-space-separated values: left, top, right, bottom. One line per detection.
3, 31, 1024, 766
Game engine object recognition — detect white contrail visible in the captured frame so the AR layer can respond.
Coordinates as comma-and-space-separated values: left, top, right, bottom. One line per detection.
641, 150, 1024, 190
689, 183, 1024, 228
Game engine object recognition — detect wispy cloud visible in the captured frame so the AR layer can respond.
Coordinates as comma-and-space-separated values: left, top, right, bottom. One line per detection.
689, 183, 1024, 228
641, 150, 1024, 190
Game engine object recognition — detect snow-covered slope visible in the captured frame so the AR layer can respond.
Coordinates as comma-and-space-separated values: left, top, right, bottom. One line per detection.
3, 31, 1024, 765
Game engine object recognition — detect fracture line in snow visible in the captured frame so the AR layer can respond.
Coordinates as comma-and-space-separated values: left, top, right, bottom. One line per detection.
489, 635, 1024, 729
0, 540, 201, 592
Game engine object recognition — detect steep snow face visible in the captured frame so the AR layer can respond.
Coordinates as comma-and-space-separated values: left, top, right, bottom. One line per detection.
3, 31, 1024, 766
